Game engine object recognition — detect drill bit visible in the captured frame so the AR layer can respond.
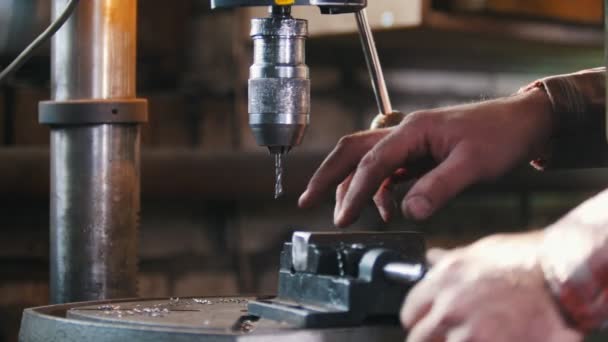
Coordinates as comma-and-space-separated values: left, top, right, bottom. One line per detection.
274, 152, 284, 199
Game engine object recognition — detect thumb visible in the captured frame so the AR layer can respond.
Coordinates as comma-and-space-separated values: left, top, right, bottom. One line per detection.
402, 146, 478, 220
426, 247, 449, 266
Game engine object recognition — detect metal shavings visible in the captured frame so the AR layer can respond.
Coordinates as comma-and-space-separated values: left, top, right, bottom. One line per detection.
193, 298, 213, 305
79, 299, 207, 320
217, 298, 249, 304
97, 304, 120, 311
138, 306, 170, 318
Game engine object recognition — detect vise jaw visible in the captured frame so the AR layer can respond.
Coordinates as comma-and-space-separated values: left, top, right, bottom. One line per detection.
248, 231, 426, 328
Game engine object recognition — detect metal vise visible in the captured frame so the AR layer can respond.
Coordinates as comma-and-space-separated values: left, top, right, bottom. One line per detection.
248, 231, 427, 328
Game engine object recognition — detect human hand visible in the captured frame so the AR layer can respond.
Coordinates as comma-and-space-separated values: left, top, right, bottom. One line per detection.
401, 232, 582, 342
299, 88, 553, 226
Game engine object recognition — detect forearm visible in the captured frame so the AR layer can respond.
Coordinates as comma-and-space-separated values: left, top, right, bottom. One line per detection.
540, 189, 608, 332
520, 67, 607, 169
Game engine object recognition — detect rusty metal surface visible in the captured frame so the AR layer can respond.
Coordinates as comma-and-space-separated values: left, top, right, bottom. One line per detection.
19, 297, 405, 342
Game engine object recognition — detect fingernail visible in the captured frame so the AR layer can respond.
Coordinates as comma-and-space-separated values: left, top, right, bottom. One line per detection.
298, 190, 309, 207
378, 206, 390, 223
377, 206, 387, 222
405, 196, 431, 220
333, 203, 341, 225
334, 208, 348, 228
334, 210, 344, 227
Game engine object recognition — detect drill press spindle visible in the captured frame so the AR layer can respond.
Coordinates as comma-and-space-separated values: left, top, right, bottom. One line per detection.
248, 6, 310, 198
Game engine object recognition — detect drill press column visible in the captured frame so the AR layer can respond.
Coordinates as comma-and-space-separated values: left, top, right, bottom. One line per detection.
41, 0, 147, 303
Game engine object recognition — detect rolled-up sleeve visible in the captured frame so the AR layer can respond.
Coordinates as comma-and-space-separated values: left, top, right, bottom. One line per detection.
520, 67, 606, 169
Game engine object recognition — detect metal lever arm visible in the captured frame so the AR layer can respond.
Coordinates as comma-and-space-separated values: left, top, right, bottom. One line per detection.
355, 9, 392, 115
355, 9, 405, 129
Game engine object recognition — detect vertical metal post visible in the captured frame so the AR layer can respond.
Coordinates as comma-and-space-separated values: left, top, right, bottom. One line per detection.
355, 9, 404, 130
355, 9, 392, 116
45, 0, 146, 303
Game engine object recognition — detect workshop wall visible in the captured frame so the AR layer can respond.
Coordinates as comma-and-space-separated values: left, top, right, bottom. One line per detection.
0, 1, 603, 341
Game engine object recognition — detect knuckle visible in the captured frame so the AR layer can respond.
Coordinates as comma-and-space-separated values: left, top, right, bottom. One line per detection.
336, 135, 354, 150
358, 149, 387, 176
401, 110, 437, 128
359, 150, 378, 168
471, 234, 508, 250
423, 172, 450, 196
438, 310, 462, 327
430, 254, 465, 279
402, 111, 426, 125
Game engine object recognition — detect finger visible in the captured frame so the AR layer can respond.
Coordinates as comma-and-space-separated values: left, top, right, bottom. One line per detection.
401, 278, 440, 328
426, 248, 449, 266
406, 286, 467, 342
401, 294, 433, 330
445, 325, 473, 342
406, 307, 452, 342
299, 129, 391, 209
373, 177, 396, 222
402, 145, 478, 221
334, 173, 354, 226
374, 168, 409, 222
335, 127, 425, 227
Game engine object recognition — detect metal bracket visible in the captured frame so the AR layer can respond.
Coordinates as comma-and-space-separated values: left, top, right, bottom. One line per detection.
39, 99, 148, 125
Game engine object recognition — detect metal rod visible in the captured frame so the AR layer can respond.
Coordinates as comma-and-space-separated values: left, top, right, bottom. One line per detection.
355, 9, 393, 115
49, 0, 139, 303
383, 262, 426, 284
